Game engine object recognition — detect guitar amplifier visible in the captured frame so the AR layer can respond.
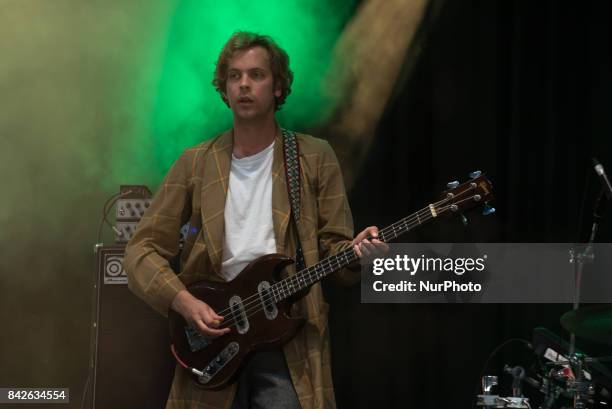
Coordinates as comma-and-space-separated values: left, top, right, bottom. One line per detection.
88, 244, 175, 409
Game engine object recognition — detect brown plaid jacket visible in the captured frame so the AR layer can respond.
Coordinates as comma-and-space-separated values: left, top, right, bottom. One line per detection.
124, 129, 359, 409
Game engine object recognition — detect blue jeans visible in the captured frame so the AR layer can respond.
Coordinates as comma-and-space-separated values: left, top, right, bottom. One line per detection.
231, 349, 302, 409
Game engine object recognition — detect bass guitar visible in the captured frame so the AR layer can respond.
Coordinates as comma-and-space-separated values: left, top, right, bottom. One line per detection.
168, 171, 494, 389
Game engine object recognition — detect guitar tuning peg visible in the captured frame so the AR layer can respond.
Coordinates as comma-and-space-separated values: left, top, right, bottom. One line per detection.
447, 180, 459, 189
482, 203, 496, 216
469, 170, 482, 179
460, 214, 468, 226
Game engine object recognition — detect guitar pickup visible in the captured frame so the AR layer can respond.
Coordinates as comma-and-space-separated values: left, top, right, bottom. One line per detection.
257, 281, 278, 320
229, 295, 250, 334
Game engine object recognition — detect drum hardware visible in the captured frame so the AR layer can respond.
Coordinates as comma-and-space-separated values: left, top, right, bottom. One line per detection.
477, 367, 531, 408
475, 162, 612, 409
477, 375, 531, 408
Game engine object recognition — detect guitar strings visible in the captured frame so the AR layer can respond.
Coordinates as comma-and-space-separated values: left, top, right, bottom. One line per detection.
214, 192, 480, 330
214, 188, 477, 320
211, 208, 434, 330
213, 201, 438, 321
215, 193, 481, 331
214, 189, 480, 330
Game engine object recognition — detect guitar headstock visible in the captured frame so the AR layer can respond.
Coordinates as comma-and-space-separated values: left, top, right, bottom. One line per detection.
434, 170, 495, 218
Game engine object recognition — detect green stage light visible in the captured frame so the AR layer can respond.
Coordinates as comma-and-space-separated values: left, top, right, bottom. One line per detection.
149, 0, 357, 177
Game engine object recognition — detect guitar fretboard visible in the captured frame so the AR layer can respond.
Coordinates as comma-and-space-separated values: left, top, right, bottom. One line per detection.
270, 204, 439, 301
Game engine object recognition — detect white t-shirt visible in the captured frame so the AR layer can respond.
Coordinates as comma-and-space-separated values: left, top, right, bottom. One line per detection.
220, 142, 277, 281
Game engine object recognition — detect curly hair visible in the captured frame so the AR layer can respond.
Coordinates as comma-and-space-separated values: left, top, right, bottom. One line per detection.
213, 31, 294, 111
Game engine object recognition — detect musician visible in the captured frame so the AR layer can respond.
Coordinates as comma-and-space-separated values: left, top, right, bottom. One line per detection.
124, 31, 387, 409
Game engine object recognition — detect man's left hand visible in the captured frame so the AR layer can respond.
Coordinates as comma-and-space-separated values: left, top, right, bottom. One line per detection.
353, 226, 389, 264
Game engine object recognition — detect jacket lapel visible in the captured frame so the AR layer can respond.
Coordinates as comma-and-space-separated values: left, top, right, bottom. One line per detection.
200, 130, 232, 278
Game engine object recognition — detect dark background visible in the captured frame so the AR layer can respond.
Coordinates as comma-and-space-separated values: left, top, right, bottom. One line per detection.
327, 1, 612, 408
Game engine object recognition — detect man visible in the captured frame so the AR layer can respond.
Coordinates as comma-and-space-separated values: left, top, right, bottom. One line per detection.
124, 31, 386, 409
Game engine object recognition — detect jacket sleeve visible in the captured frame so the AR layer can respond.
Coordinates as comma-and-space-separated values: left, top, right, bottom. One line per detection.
316, 140, 361, 286
124, 151, 193, 316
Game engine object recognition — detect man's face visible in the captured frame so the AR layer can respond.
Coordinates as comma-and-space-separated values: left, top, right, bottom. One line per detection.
224, 46, 281, 121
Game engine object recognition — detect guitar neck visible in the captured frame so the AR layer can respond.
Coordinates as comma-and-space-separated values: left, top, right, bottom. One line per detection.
271, 204, 439, 301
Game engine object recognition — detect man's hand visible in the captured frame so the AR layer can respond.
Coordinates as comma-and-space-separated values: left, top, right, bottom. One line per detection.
353, 226, 389, 264
171, 290, 230, 338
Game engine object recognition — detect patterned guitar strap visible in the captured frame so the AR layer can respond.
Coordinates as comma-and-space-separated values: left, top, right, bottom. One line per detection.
281, 128, 306, 273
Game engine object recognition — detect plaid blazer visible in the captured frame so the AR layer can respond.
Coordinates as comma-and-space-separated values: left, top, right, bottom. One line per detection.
124, 129, 359, 409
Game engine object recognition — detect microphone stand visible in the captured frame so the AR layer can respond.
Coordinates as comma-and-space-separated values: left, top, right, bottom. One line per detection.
566, 182, 607, 409
569, 188, 606, 355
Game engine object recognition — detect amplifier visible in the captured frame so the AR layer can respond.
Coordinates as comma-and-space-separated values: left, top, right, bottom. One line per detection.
112, 185, 189, 244
114, 222, 191, 244
87, 244, 175, 409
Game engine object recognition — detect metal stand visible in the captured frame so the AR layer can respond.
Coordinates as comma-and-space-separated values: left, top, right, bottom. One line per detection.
478, 375, 531, 409
555, 189, 607, 409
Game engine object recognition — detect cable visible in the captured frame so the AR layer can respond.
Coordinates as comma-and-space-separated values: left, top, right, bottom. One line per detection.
171, 344, 189, 369
471, 338, 532, 409
96, 192, 120, 244
96, 190, 132, 244
79, 372, 91, 409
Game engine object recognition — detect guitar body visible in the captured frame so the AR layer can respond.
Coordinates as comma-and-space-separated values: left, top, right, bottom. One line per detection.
168, 254, 306, 390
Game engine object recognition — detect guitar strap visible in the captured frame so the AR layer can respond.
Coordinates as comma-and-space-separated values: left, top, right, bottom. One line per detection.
281, 128, 306, 273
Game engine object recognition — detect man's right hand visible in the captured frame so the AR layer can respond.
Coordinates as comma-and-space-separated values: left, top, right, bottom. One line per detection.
171, 290, 231, 338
